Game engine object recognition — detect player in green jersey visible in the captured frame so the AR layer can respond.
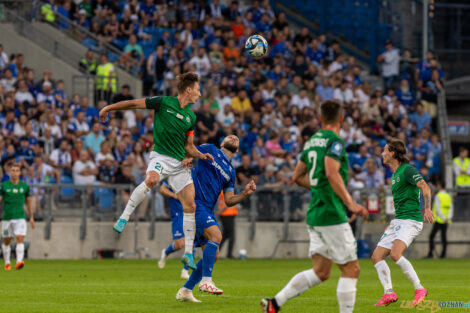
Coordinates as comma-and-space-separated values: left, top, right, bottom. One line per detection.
372, 138, 434, 307
1, 163, 35, 271
99, 73, 213, 269
261, 100, 368, 313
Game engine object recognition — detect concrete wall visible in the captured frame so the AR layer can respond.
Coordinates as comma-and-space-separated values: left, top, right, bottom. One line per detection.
0, 23, 82, 97
32, 22, 143, 99
24, 221, 470, 260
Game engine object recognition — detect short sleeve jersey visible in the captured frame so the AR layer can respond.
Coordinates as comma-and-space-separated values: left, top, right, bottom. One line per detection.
145, 96, 197, 161
391, 163, 423, 222
300, 129, 349, 226
1, 180, 29, 220
192, 144, 236, 211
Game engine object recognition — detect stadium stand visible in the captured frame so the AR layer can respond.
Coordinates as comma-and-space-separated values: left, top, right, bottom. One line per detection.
0, 0, 445, 223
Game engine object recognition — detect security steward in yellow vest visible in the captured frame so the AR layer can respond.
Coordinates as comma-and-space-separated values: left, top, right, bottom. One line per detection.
428, 181, 453, 258
41, 0, 55, 23
79, 49, 97, 75
453, 147, 470, 187
95, 54, 116, 101
217, 192, 238, 259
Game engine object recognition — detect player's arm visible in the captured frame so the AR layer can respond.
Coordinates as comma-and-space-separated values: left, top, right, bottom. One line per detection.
26, 194, 35, 229
224, 180, 256, 207
184, 135, 214, 161
292, 160, 310, 189
325, 156, 368, 219
160, 184, 177, 199
99, 98, 146, 122
416, 179, 434, 223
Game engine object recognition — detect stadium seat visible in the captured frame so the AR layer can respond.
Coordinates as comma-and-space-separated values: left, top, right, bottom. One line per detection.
59, 176, 74, 201
94, 188, 115, 212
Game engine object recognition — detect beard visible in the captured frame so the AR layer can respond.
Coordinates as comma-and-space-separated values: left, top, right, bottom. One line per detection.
222, 142, 238, 153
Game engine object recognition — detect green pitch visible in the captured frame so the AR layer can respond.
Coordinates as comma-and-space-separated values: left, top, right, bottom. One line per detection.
0, 259, 468, 312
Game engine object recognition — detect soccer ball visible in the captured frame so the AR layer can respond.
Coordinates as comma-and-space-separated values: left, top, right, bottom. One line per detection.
238, 249, 248, 260
245, 35, 268, 58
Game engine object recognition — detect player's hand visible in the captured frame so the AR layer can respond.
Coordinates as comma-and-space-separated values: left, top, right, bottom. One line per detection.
243, 180, 257, 196
200, 153, 214, 162
348, 202, 369, 220
423, 208, 434, 223
182, 157, 194, 168
30, 218, 35, 230
99, 107, 109, 122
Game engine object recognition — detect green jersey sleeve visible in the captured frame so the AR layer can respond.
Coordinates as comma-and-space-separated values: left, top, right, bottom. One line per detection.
145, 96, 163, 111
404, 165, 423, 186
325, 139, 345, 162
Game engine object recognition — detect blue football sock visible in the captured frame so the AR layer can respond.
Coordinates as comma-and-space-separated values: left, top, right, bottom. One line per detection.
202, 241, 219, 278
164, 242, 175, 256
184, 259, 203, 290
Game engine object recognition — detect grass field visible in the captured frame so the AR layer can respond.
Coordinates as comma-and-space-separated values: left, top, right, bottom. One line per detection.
0, 258, 469, 312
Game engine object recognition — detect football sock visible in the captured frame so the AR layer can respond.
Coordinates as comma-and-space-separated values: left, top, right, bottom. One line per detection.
396, 256, 423, 290
184, 259, 203, 290
120, 182, 150, 221
183, 247, 195, 271
201, 241, 219, 281
183, 213, 196, 254
274, 269, 322, 307
337, 277, 357, 313
16, 243, 24, 262
164, 242, 175, 256
2, 244, 11, 265
375, 260, 393, 293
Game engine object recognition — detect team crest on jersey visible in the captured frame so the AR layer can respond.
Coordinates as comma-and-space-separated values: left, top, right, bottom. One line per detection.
6, 189, 11, 193
176, 113, 184, 119
20, 188, 24, 193
397, 177, 400, 182
331, 142, 342, 156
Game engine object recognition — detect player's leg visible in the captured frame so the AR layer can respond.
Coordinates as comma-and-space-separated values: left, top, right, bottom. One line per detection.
261, 226, 332, 313
198, 225, 222, 295
2, 235, 12, 270
159, 237, 184, 268
176, 183, 197, 269
440, 223, 448, 258
262, 254, 331, 313
15, 235, 25, 270
427, 223, 439, 258
114, 171, 159, 232
390, 239, 427, 305
336, 261, 360, 313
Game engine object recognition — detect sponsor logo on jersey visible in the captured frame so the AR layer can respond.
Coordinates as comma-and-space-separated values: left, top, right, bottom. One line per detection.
6, 189, 11, 193
206, 216, 215, 223
19, 188, 24, 193
211, 160, 231, 182
176, 113, 184, 119
174, 230, 182, 237
13, 189, 18, 193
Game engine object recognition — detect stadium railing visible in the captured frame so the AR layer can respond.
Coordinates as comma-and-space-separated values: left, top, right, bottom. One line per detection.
72, 74, 120, 105
13, 184, 470, 244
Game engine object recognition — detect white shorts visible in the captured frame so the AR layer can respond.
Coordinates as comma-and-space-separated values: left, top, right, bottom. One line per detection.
308, 223, 357, 265
146, 151, 193, 194
2, 219, 27, 238
377, 219, 423, 250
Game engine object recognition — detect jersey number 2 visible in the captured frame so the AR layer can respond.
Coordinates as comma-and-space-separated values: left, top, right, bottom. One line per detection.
308, 151, 318, 186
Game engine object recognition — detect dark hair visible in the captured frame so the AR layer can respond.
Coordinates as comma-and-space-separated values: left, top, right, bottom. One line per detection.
9, 162, 21, 170
459, 147, 468, 153
320, 100, 342, 124
176, 72, 199, 93
388, 138, 409, 163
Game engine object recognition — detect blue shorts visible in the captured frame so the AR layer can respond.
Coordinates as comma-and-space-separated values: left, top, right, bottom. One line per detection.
170, 200, 184, 240
194, 205, 220, 248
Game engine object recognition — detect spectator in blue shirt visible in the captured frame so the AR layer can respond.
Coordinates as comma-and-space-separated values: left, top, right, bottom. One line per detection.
315, 77, 334, 101
427, 133, 442, 179
57, 1, 71, 29
53, 80, 68, 109
139, 0, 157, 17
247, 0, 263, 23
74, 96, 99, 127
409, 102, 432, 132
418, 58, 444, 84
17, 137, 35, 165
76, 9, 90, 29
395, 79, 414, 109
256, 13, 272, 36
349, 145, 370, 172
84, 122, 105, 156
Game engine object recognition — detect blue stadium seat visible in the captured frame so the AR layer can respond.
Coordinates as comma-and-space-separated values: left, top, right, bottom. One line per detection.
94, 188, 115, 212
60, 176, 74, 199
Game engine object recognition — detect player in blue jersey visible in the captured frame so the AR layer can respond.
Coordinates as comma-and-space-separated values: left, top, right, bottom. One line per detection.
176, 135, 257, 303
158, 180, 191, 280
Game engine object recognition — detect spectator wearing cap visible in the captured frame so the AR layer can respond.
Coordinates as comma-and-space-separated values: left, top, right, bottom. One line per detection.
377, 40, 400, 90
76, 9, 91, 29
49, 139, 72, 176
84, 122, 105, 156
36, 81, 56, 108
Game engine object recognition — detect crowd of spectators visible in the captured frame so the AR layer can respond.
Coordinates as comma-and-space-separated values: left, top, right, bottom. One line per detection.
1, 0, 445, 219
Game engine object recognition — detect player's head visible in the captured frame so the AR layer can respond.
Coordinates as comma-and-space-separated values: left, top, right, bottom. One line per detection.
177, 72, 200, 103
319, 100, 343, 126
8, 162, 21, 180
221, 135, 239, 154
382, 138, 409, 165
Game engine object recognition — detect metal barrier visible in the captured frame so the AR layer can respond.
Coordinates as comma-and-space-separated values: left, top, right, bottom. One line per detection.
5, 184, 469, 243
72, 75, 119, 105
